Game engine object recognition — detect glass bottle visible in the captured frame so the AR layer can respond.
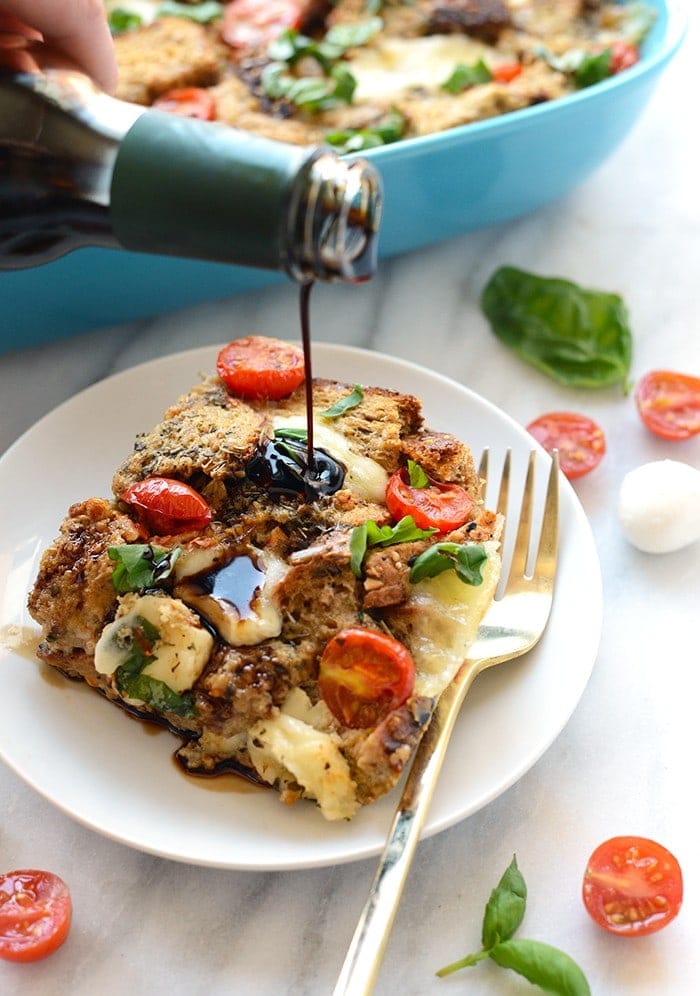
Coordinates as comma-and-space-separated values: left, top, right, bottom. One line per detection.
0, 68, 382, 283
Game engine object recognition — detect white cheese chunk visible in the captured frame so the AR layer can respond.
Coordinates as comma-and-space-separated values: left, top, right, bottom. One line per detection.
617, 460, 700, 553
175, 550, 289, 646
408, 541, 501, 699
273, 415, 388, 503
94, 592, 213, 694
247, 689, 358, 821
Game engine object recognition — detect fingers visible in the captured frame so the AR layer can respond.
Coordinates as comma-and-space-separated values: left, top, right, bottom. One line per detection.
0, 0, 118, 92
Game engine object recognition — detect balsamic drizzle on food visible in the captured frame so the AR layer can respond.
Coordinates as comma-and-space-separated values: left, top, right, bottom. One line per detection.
245, 280, 346, 500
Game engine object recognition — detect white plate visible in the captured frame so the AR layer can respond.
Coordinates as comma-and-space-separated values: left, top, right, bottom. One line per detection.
0, 343, 602, 871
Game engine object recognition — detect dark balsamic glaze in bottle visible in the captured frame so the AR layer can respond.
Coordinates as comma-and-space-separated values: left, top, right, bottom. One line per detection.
246, 281, 347, 500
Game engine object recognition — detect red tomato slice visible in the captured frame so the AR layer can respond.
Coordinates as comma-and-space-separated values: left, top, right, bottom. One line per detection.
492, 62, 522, 83
222, 0, 303, 51
609, 40, 640, 74
635, 370, 700, 441
121, 477, 213, 535
526, 411, 606, 480
0, 870, 72, 963
153, 87, 216, 121
385, 467, 474, 532
318, 627, 415, 729
582, 836, 683, 937
216, 336, 305, 400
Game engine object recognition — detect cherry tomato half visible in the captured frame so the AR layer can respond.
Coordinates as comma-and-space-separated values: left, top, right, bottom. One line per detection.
582, 836, 683, 937
0, 870, 72, 963
492, 62, 523, 83
153, 87, 216, 121
635, 370, 700, 441
222, 0, 304, 51
609, 40, 640, 74
318, 627, 415, 729
385, 468, 474, 532
216, 336, 305, 400
121, 477, 213, 535
526, 411, 606, 480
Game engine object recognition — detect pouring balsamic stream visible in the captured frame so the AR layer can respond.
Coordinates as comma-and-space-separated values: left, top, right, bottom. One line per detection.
245, 281, 347, 500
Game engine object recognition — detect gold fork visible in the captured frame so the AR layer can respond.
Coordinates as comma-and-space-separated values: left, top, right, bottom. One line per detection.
333, 448, 560, 996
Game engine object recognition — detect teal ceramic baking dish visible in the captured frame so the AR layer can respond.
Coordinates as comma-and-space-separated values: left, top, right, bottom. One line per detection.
0, 0, 686, 353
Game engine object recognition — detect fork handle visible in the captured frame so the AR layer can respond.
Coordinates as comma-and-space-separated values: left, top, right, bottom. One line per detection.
332, 667, 477, 996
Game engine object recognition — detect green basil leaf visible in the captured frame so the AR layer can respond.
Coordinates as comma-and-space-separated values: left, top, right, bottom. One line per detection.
350, 523, 369, 578
350, 515, 438, 577
406, 459, 429, 488
441, 58, 492, 93
329, 65, 358, 106
409, 543, 487, 586
113, 615, 160, 682
118, 672, 196, 718
454, 544, 488, 586
267, 29, 308, 64
382, 515, 437, 546
274, 426, 308, 442
108, 544, 181, 594
482, 856, 527, 948
323, 16, 383, 53
489, 939, 591, 996
320, 385, 364, 419
325, 109, 405, 154
108, 8, 143, 33
574, 48, 612, 88
481, 266, 633, 391
156, 1, 223, 23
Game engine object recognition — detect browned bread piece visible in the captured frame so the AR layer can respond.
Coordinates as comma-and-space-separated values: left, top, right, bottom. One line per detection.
114, 16, 226, 105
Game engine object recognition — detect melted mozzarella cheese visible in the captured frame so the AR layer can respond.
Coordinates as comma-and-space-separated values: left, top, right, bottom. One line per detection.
350, 35, 495, 101
273, 415, 388, 503
94, 592, 214, 694
408, 541, 501, 699
247, 689, 358, 821
174, 549, 289, 646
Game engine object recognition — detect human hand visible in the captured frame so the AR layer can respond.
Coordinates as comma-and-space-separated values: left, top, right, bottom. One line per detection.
0, 0, 117, 93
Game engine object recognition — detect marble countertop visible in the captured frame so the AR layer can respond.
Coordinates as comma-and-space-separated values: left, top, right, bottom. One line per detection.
2, 17, 699, 996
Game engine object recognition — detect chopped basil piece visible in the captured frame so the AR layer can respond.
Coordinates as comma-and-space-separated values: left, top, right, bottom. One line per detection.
263, 60, 357, 111
437, 856, 591, 995
441, 58, 492, 93
350, 515, 438, 577
114, 615, 159, 683
409, 542, 487, 586
112, 615, 196, 718
325, 109, 406, 154
406, 459, 429, 488
108, 544, 181, 594
118, 672, 196, 717
264, 19, 380, 111
274, 427, 308, 442
574, 48, 612, 88
322, 17, 384, 56
320, 385, 364, 419
156, 1, 223, 23
108, 8, 143, 33
480, 266, 633, 391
